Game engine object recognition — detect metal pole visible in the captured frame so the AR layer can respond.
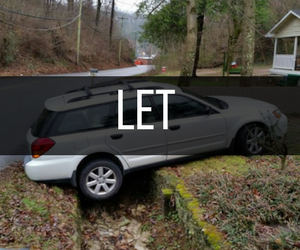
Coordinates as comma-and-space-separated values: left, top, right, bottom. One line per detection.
76, 0, 83, 65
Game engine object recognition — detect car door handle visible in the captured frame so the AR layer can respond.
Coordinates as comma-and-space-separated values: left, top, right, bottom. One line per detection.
110, 134, 123, 140
169, 125, 180, 131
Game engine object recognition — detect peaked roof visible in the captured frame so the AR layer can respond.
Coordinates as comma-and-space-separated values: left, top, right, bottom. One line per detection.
265, 9, 300, 37
293, 9, 300, 16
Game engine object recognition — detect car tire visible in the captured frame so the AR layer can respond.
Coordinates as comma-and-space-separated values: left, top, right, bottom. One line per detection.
236, 123, 267, 156
79, 160, 123, 200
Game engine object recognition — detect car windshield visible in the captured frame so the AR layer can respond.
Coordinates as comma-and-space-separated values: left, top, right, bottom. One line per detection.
181, 88, 228, 109
32, 109, 53, 137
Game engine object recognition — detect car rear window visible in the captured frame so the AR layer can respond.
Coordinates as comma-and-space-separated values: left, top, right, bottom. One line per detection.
32, 109, 53, 137
47, 103, 114, 136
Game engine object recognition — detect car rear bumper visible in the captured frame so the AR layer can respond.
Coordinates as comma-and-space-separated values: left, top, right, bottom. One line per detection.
24, 155, 85, 181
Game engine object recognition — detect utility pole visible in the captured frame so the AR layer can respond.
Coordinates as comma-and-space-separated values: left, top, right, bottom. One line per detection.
118, 16, 128, 66
133, 31, 138, 57
76, 0, 83, 65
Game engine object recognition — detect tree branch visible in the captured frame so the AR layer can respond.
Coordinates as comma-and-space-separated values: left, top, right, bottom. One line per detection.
148, 0, 166, 16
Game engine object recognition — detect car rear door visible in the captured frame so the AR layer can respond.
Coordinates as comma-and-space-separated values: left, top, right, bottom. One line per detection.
105, 96, 167, 168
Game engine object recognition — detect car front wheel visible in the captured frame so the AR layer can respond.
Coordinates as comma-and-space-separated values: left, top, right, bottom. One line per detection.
236, 124, 267, 156
79, 160, 123, 200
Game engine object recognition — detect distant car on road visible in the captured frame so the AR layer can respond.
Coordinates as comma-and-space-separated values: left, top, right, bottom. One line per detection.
24, 80, 288, 200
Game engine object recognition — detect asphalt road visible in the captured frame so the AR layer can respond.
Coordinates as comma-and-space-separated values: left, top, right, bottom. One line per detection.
54, 65, 154, 76
0, 65, 153, 169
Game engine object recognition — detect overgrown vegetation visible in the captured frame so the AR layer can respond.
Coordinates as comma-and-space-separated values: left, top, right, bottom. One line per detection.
164, 155, 300, 249
189, 161, 300, 249
0, 162, 80, 249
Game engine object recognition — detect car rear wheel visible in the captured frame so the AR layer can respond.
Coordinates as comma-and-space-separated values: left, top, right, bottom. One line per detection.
79, 160, 123, 200
236, 124, 267, 156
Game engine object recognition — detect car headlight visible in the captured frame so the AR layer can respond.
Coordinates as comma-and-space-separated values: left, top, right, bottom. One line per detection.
273, 109, 282, 119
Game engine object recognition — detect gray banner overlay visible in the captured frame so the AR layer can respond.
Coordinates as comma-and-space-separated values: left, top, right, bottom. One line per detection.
0, 76, 298, 155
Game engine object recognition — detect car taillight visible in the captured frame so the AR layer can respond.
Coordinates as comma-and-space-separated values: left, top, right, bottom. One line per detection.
31, 138, 55, 158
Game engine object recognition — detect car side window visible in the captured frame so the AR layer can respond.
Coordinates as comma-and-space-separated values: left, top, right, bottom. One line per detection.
48, 103, 114, 135
114, 96, 160, 126
152, 94, 207, 120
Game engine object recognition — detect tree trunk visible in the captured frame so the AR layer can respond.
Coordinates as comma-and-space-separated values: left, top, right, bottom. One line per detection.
109, 0, 115, 46
241, 0, 255, 77
192, 14, 205, 77
226, 17, 242, 76
67, 0, 74, 12
281, 155, 287, 170
178, 0, 197, 87
95, 0, 102, 27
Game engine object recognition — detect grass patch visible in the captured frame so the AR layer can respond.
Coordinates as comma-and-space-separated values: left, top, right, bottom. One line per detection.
0, 162, 81, 249
164, 155, 300, 249
155, 70, 180, 76
22, 197, 48, 216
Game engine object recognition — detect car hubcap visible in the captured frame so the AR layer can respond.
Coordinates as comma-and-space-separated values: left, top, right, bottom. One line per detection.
86, 166, 117, 195
246, 127, 265, 154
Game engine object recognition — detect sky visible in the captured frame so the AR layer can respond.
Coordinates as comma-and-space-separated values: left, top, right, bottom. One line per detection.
109, 0, 143, 13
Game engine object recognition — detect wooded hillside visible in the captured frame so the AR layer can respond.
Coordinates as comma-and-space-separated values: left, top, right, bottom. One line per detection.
0, 0, 142, 75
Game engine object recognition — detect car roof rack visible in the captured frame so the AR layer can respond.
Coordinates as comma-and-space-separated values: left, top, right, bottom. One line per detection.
65, 79, 153, 103
65, 79, 143, 95
65, 79, 162, 103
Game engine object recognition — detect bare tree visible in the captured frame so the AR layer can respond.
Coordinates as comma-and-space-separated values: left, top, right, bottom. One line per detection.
95, 0, 102, 27
109, 0, 115, 46
67, 0, 74, 12
192, 12, 205, 77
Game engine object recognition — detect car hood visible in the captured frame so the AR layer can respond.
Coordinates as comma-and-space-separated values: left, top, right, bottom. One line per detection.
211, 96, 277, 110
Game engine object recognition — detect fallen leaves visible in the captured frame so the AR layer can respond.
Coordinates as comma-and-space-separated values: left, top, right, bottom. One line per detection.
0, 163, 80, 250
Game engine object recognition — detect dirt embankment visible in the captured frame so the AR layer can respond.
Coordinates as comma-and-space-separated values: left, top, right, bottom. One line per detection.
0, 57, 134, 76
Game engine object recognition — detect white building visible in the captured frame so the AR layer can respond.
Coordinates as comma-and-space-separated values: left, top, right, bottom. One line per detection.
266, 9, 300, 76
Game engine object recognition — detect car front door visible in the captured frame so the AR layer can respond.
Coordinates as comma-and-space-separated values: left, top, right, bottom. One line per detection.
152, 94, 227, 159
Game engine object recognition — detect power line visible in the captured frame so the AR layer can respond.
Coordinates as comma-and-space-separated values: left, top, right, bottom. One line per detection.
81, 17, 122, 39
115, 0, 132, 7
120, 0, 140, 18
0, 14, 80, 31
0, 5, 77, 21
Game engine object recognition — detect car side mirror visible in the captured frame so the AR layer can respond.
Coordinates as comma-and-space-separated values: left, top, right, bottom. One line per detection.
205, 106, 212, 115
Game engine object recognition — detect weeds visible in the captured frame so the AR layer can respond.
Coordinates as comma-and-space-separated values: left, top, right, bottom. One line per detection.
0, 32, 17, 66
186, 164, 300, 249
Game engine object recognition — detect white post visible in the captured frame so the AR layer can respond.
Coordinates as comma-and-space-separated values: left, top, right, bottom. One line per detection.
293, 36, 298, 71
273, 38, 278, 69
